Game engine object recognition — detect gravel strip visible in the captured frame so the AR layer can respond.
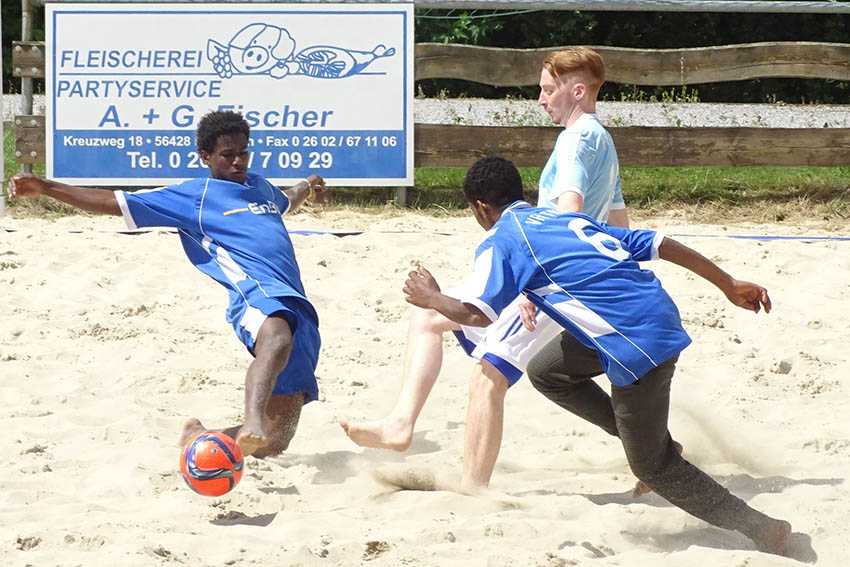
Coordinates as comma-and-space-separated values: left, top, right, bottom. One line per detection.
414, 98, 850, 128
4, 94, 849, 128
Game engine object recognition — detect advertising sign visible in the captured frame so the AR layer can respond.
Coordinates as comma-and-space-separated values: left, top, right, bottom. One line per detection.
47, 3, 413, 185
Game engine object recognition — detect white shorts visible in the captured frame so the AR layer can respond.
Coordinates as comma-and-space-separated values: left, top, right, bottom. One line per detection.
450, 293, 563, 386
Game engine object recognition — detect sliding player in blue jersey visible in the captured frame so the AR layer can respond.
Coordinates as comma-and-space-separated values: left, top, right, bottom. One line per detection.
8, 111, 325, 459
402, 156, 792, 556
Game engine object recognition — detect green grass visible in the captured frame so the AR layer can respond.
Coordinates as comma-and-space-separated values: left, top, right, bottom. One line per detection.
621, 166, 850, 206
412, 165, 850, 206
4, 128, 850, 222
402, 166, 850, 223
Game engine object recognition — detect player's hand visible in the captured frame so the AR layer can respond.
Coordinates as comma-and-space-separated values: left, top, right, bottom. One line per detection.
403, 265, 441, 308
724, 279, 771, 314
8, 173, 48, 199
518, 297, 537, 331
306, 175, 327, 200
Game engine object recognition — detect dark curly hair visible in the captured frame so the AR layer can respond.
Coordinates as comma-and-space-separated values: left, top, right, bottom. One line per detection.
463, 156, 524, 208
196, 110, 250, 153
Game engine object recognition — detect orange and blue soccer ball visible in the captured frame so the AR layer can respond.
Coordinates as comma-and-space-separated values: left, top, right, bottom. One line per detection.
180, 432, 244, 496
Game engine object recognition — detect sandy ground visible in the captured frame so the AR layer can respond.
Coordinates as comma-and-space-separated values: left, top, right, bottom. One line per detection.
1, 209, 848, 566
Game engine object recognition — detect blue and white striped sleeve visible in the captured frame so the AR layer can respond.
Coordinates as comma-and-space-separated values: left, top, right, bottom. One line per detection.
114, 181, 197, 230
453, 240, 520, 323
605, 225, 664, 261
260, 176, 291, 216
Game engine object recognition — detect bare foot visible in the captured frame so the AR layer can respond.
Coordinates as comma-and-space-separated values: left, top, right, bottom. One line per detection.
340, 417, 413, 451
178, 418, 206, 447
752, 518, 792, 556
632, 440, 684, 497
235, 426, 268, 457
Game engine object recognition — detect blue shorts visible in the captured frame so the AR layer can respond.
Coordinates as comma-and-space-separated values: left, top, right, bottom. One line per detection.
229, 295, 321, 403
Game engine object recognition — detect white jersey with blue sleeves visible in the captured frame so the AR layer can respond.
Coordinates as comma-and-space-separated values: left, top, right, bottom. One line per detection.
114, 173, 316, 324
456, 201, 691, 386
538, 113, 625, 220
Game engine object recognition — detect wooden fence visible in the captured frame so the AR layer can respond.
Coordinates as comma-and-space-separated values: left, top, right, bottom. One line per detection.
11, 40, 850, 170
416, 42, 850, 86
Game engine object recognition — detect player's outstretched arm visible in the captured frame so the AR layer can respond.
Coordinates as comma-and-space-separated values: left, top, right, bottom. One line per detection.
403, 266, 492, 327
658, 237, 771, 313
8, 173, 120, 216
282, 174, 326, 212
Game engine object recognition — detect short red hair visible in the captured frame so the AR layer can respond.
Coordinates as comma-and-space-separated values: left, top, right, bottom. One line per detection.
543, 47, 605, 91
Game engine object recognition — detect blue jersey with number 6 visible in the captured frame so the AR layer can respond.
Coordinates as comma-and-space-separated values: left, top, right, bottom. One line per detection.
455, 201, 691, 386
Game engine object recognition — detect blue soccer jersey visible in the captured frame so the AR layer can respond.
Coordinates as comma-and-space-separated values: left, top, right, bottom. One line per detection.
538, 113, 625, 220
455, 201, 691, 386
115, 172, 317, 330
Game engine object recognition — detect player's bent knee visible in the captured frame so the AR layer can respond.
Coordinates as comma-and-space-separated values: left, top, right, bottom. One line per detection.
410, 305, 455, 334
469, 367, 508, 399
526, 362, 552, 392
256, 316, 294, 360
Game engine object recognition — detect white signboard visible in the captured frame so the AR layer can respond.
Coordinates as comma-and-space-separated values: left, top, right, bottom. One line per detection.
47, 3, 414, 186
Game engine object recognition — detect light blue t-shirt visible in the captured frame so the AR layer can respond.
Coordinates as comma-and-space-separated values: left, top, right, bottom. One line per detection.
457, 201, 691, 386
538, 113, 625, 220
115, 173, 317, 325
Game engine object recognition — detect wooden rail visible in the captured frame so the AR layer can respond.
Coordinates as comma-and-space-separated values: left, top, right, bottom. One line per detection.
415, 124, 850, 167
416, 42, 850, 86
13, 121, 850, 169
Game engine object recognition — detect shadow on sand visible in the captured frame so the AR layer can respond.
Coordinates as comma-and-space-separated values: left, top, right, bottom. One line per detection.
621, 528, 817, 563
513, 474, 830, 562
585, 474, 829, 563
578, 474, 841, 508
271, 431, 442, 485
210, 511, 277, 527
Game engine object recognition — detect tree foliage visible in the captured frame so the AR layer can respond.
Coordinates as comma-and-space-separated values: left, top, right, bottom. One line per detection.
415, 8, 850, 103
2, 2, 45, 93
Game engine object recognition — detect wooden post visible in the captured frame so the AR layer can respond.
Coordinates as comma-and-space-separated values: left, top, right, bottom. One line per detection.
1, 22, 5, 219
394, 187, 410, 207
14, 115, 46, 165
20, 0, 34, 174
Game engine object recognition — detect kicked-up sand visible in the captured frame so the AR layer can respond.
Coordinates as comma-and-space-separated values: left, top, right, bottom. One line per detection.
1, 209, 847, 566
